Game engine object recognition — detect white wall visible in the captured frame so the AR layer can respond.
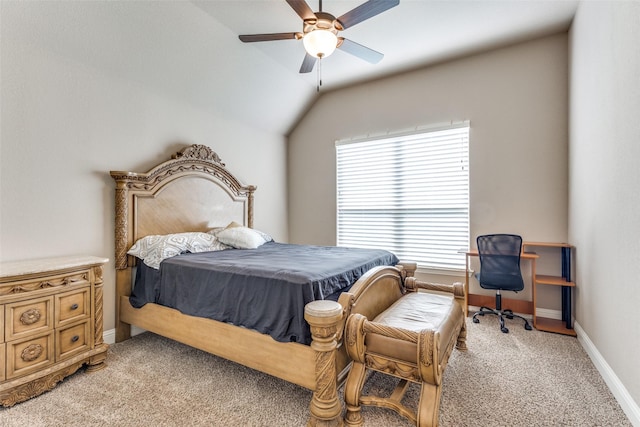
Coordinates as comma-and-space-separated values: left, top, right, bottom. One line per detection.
569, 0, 640, 416
288, 34, 569, 306
0, 3, 289, 332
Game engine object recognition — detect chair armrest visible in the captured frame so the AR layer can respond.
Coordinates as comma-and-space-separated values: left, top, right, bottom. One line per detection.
396, 261, 418, 278
405, 277, 465, 299
362, 318, 418, 343
344, 313, 420, 363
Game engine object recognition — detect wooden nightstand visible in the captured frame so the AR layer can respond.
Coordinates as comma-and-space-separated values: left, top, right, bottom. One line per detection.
0, 255, 109, 406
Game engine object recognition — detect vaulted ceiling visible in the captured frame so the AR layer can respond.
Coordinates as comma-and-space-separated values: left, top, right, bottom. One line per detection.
6, 1, 578, 135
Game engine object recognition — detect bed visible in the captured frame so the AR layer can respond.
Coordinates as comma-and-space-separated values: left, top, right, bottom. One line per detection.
110, 144, 416, 426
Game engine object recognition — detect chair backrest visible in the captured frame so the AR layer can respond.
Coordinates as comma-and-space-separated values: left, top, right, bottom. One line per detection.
476, 234, 524, 291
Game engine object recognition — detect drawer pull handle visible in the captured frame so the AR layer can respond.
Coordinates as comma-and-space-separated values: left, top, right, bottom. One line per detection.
20, 309, 41, 325
70, 303, 79, 310
21, 344, 43, 362
71, 335, 80, 343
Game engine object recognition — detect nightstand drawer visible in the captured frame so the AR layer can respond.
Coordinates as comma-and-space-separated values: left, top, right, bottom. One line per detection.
55, 288, 90, 327
56, 321, 90, 361
5, 296, 54, 341
6, 331, 54, 379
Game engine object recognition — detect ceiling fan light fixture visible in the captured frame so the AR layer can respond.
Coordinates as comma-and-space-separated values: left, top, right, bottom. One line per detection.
303, 29, 338, 58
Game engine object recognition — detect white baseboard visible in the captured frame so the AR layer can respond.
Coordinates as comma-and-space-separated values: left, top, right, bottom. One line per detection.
535, 307, 562, 320
103, 328, 116, 345
574, 321, 640, 426
131, 325, 146, 336
103, 326, 147, 345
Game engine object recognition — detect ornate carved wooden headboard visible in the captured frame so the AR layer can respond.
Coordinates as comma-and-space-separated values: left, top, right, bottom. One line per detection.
110, 144, 256, 271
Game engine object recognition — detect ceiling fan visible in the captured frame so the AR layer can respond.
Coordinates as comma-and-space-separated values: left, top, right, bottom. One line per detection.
239, 0, 400, 74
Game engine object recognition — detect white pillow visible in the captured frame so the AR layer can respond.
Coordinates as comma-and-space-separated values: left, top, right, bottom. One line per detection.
215, 226, 268, 249
253, 228, 274, 243
128, 232, 228, 269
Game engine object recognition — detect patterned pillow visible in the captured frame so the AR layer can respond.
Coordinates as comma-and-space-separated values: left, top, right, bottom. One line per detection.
128, 232, 228, 269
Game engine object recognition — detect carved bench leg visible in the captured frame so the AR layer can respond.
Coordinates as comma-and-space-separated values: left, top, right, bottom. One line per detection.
417, 382, 441, 427
343, 361, 367, 427
305, 301, 344, 427
456, 320, 468, 351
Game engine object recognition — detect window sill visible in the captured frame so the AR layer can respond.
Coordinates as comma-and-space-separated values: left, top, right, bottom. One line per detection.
416, 266, 473, 278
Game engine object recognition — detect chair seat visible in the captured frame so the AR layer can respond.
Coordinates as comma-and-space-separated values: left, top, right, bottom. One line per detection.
475, 271, 524, 290
367, 292, 462, 368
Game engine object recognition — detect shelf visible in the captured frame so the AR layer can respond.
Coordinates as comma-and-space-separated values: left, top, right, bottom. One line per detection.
527, 242, 576, 336
535, 275, 575, 287
534, 316, 577, 336
523, 242, 572, 249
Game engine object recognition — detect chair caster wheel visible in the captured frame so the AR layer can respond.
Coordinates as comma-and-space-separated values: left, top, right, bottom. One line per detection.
473, 317, 480, 324
501, 327, 509, 333
525, 324, 532, 331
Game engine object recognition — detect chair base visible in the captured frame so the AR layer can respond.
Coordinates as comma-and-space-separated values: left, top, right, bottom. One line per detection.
472, 306, 532, 333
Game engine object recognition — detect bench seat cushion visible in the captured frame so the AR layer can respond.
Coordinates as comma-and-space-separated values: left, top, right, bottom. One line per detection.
367, 292, 463, 365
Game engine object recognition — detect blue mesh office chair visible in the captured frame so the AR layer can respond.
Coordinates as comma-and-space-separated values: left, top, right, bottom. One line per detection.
472, 234, 533, 333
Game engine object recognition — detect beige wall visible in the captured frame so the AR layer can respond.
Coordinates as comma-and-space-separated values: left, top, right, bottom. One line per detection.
0, 5, 289, 334
288, 34, 569, 307
569, 0, 640, 413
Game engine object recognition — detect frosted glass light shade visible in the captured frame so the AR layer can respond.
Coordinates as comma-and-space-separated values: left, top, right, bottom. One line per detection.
303, 30, 338, 58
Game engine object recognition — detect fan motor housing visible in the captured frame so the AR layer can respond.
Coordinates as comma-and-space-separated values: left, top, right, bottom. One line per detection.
303, 11, 341, 36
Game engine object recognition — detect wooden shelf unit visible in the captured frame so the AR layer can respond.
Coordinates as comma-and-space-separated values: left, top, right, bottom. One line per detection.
523, 242, 576, 336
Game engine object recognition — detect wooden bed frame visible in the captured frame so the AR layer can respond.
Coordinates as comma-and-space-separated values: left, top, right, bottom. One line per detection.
110, 144, 416, 426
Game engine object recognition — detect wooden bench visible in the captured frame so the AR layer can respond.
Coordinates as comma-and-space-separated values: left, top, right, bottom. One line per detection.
343, 270, 467, 427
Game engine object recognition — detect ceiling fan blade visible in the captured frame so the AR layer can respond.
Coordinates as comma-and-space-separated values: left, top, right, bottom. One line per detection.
239, 33, 299, 43
338, 38, 384, 64
299, 53, 317, 73
286, 0, 316, 21
337, 0, 399, 29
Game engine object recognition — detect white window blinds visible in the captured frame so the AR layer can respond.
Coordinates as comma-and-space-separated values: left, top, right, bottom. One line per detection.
336, 123, 470, 271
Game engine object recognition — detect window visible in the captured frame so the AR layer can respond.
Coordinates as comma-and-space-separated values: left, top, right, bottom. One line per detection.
336, 123, 469, 271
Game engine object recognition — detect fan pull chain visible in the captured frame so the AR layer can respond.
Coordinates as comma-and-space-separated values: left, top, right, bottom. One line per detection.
317, 56, 323, 92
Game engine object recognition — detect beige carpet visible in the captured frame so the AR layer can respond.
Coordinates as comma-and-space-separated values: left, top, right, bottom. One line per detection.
0, 316, 631, 426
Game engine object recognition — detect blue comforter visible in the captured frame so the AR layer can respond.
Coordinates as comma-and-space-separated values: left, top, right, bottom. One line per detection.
130, 242, 398, 345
